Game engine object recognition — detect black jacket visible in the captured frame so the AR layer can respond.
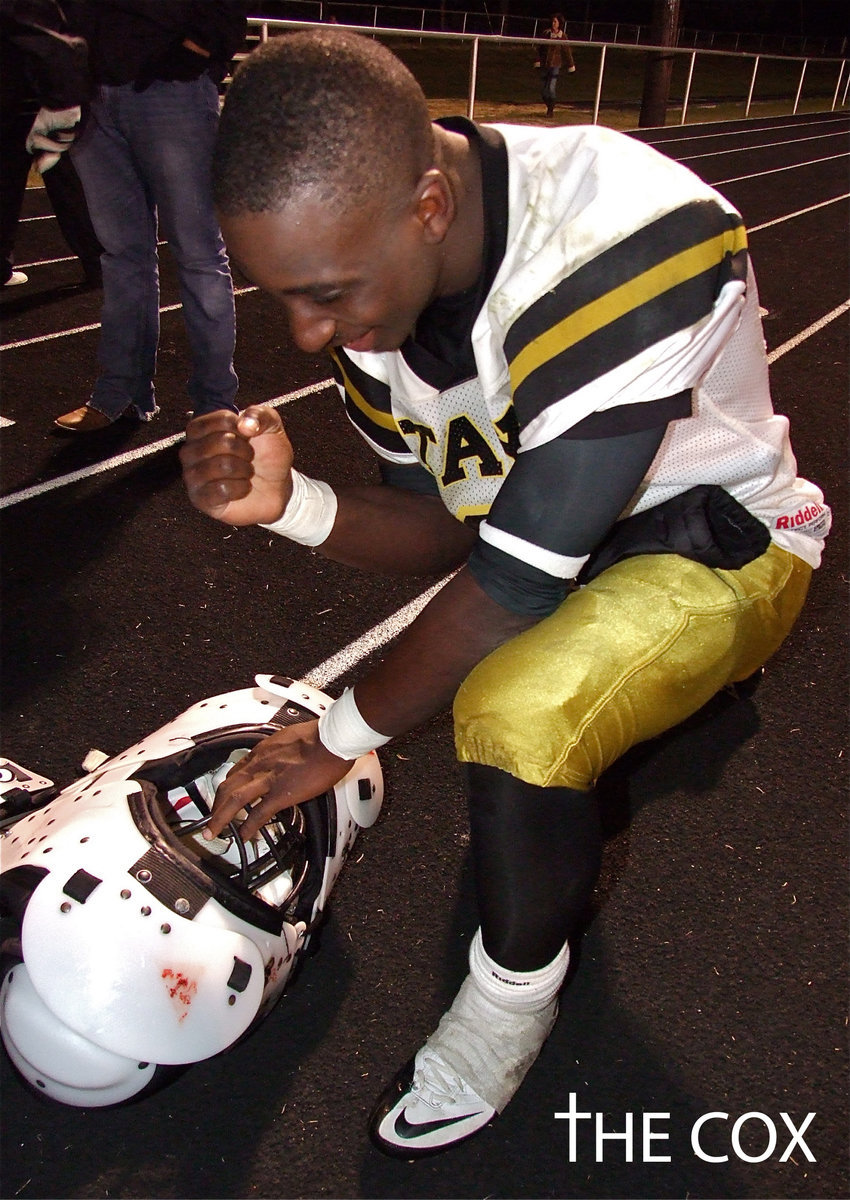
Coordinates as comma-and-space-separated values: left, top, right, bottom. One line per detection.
64, 0, 248, 87
0, 0, 89, 113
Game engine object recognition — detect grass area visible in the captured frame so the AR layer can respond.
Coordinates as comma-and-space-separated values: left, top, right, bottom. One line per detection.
386, 37, 847, 129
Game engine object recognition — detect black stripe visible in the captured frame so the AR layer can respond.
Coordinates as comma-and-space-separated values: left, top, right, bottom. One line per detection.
513, 264, 725, 428
504, 200, 743, 361
331, 350, 411, 456
331, 350, 393, 414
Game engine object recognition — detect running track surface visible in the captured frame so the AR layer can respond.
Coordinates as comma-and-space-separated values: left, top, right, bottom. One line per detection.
0, 110, 847, 1200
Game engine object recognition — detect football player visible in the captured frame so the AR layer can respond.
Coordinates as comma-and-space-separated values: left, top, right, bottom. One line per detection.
180, 29, 830, 1156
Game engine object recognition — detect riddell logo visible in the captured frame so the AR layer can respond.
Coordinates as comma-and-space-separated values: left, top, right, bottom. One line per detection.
775, 502, 824, 530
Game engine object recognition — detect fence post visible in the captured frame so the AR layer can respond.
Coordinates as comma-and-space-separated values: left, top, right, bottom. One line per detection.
793, 59, 808, 113
745, 55, 760, 117
467, 36, 480, 120
830, 60, 844, 110
592, 43, 606, 125
680, 50, 696, 124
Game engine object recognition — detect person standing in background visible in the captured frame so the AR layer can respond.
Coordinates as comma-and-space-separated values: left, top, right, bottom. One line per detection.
0, 0, 102, 288
534, 12, 574, 119
55, 0, 247, 433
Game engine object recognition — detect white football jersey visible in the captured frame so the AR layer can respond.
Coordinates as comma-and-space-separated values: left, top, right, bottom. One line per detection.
333, 122, 829, 570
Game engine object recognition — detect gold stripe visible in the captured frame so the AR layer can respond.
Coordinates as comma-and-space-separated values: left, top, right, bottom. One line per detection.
509, 226, 748, 394
454, 501, 493, 521
330, 351, 399, 433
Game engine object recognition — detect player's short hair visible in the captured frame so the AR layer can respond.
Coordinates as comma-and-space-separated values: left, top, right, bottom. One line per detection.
213, 29, 435, 217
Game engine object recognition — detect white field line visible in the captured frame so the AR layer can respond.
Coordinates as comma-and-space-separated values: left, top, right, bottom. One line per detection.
1, 304, 845, 681
16, 239, 168, 271
643, 113, 849, 151
303, 577, 453, 689
766, 300, 850, 364
679, 128, 849, 162
0, 285, 258, 352
0, 378, 334, 510
747, 192, 849, 232
711, 150, 848, 186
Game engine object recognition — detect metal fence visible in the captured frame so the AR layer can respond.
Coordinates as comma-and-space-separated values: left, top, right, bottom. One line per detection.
253, 3, 849, 58
246, 16, 849, 127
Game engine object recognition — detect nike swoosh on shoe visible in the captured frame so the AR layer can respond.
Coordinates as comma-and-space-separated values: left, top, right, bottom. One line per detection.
369, 1058, 496, 1156
393, 1108, 488, 1138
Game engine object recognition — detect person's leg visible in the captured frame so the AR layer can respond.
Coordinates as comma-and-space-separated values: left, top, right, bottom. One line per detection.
42, 154, 103, 286
467, 766, 601, 971
371, 545, 812, 1154
120, 77, 238, 417
69, 88, 160, 420
0, 110, 35, 285
542, 69, 558, 115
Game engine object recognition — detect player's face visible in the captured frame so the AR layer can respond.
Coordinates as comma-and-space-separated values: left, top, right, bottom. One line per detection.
222, 192, 442, 356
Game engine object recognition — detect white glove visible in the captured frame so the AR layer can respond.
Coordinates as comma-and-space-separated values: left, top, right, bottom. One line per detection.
26, 106, 82, 173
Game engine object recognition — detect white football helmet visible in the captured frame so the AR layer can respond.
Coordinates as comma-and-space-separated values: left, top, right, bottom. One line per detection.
0, 675, 382, 1108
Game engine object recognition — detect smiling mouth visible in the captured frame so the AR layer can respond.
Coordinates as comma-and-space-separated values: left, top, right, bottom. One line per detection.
342, 329, 377, 352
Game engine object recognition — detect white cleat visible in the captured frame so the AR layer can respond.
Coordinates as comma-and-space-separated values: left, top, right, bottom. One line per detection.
369, 1046, 496, 1156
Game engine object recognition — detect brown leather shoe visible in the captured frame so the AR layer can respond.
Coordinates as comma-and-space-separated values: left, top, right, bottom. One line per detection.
54, 405, 115, 432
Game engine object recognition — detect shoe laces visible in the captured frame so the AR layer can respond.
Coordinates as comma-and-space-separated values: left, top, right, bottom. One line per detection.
411, 1048, 480, 1110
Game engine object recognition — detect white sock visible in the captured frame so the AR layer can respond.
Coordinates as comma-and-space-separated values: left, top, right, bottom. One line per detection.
420, 929, 571, 1112
469, 928, 570, 1011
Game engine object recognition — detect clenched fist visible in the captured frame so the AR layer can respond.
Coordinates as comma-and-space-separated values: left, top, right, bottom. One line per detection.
180, 405, 295, 526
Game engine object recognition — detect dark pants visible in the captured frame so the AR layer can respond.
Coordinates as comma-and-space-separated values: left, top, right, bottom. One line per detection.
541, 67, 560, 108
0, 107, 102, 285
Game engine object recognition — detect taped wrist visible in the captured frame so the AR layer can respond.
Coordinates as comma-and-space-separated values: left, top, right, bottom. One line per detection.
258, 469, 337, 546
317, 688, 391, 760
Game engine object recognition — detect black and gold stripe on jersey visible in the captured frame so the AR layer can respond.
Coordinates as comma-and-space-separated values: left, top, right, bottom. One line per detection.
504, 200, 748, 431
329, 349, 409, 457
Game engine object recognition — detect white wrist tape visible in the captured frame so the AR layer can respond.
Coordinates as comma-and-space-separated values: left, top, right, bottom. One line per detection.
259, 469, 337, 546
317, 688, 391, 760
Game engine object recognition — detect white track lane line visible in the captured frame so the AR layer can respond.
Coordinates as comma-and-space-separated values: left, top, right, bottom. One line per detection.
2, 290, 847, 503
748, 192, 849, 232
0, 378, 334, 510
7, 134, 845, 682
678, 128, 849, 162
303, 577, 453, 689
766, 300, 850, 364
2, 307, 846, 682
643, 113, 849, 150
711, 150, 848, 186
0, 285, 258, 352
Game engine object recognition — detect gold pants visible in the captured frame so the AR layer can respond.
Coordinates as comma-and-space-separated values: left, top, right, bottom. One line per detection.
454, 544, 811, 790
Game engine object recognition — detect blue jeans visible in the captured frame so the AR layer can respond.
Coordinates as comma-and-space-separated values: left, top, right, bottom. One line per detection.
541, 68, 560, 107
71, 76, 238, 420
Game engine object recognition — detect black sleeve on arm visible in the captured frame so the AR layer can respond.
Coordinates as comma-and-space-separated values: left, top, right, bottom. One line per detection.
378, 458, 442, 498
467, 423, 667, 618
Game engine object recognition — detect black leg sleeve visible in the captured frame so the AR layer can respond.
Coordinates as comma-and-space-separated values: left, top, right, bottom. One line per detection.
465, 763, 602, 973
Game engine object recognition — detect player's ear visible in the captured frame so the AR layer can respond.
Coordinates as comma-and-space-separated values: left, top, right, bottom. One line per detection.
413, 169, 454, 244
